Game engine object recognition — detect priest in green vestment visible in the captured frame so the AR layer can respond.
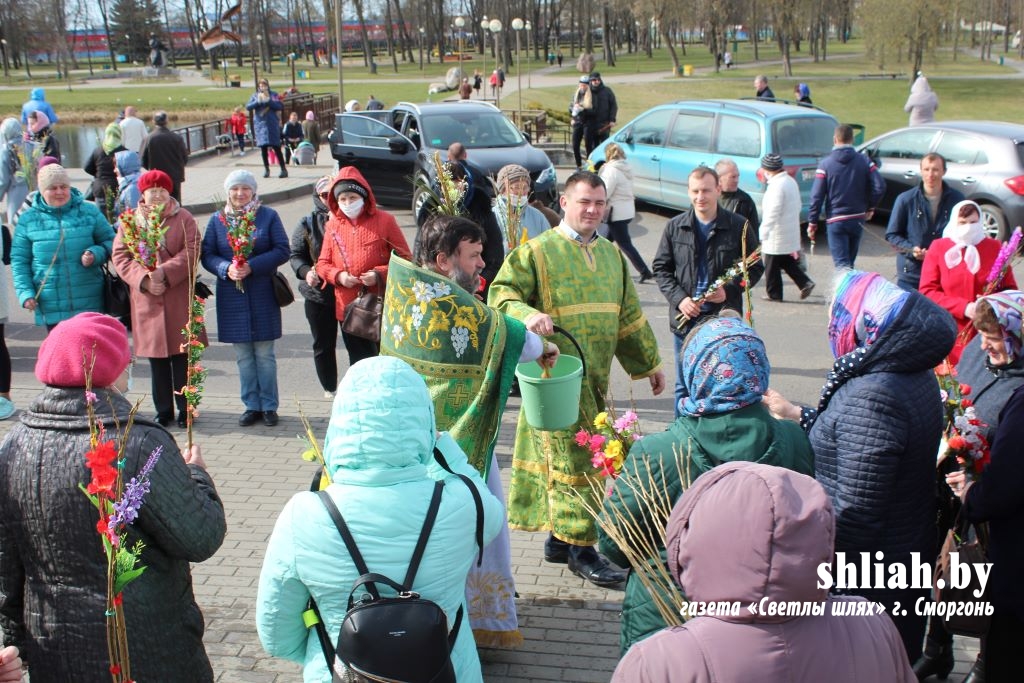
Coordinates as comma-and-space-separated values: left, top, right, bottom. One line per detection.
381, 215, 558, 647
489, 171, 666, 589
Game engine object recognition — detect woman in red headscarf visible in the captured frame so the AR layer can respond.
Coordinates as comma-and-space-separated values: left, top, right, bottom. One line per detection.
112, 169, 204, 427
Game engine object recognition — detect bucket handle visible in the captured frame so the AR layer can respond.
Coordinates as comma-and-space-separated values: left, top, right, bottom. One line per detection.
552, 325, 586, 377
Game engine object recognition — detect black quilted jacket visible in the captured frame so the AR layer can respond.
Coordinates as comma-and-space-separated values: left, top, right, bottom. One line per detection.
0, 387, 226, 682
810, 293, 956, 571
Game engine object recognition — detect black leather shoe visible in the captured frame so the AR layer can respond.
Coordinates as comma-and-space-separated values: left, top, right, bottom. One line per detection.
800, 281, 816, 300
639, 272, 654, 284
912, 645, 954, 681
155, 414, 172, 427
263, 410, 279, 426
962, 654, 985, 683
238, 410, 262, 426
568, 546, 627, 588
543, 535, 570, 564
263, 168, 270, 178
279, 169, 289, 178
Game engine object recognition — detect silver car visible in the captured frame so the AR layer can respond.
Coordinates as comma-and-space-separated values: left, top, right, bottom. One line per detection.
860, 121, 1024, 239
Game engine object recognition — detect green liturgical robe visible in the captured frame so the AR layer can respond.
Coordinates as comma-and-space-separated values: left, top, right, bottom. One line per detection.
489, 227, 661, 545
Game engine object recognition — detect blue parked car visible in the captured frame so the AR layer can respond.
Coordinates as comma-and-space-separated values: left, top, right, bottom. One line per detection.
590, 99, 839, 221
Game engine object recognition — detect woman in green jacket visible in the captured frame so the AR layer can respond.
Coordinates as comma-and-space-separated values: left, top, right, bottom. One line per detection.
598, 315, 814, 654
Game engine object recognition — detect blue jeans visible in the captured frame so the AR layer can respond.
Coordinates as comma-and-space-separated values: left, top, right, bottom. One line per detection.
234, 340, 279, 411
826, 219, 864, 269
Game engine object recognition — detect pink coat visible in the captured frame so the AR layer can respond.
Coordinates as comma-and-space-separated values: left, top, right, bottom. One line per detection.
112, 198, 206, 358
612, 462, 915, 683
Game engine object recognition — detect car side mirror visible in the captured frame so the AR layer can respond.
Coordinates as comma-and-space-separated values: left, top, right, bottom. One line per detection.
388, 137, 409, 154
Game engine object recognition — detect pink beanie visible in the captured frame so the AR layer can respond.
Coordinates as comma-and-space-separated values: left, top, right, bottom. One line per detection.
35, 313, 131, 388
305, 110, 315, 121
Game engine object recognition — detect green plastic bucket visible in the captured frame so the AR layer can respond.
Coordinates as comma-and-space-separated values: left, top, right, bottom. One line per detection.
515, 326, 586, 431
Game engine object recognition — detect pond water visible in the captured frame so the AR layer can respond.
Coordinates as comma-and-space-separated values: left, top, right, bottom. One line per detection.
47, 122, 214, 168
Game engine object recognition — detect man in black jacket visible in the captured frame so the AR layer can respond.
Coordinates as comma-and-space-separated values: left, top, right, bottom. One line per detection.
140, 111, 188, 202
584, 73, 617, 157
652, 166, 763, 416
715, 158, 760, 233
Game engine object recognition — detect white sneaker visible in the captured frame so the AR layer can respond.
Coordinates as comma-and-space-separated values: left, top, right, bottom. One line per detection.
324, 390, 335, 399
0, 397, 15, 420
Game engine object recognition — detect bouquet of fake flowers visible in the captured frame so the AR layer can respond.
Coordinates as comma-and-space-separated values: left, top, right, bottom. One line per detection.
675, 246, 762, 329
221, 208, 257, 292
80, 383, 161, 682
935, 362, 990, 474
118, 203, 168, 272
576, 409, 642, 479
179, 292, 207, 449
982, 226, 1023, 296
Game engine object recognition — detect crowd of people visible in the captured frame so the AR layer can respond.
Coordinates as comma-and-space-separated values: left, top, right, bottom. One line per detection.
0, 69, 1020, 683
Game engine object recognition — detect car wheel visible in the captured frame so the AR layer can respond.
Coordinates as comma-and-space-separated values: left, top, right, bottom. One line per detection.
980, 204, 1007, 240
412, 180, 433, 228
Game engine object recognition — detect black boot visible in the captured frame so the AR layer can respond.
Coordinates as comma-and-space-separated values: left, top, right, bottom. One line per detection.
913, 643, 955, 681
962, 654, 985, 683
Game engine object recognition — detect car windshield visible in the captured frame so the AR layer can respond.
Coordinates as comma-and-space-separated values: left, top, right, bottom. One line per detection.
421, 112, 524, 149
772, 117, 836, 157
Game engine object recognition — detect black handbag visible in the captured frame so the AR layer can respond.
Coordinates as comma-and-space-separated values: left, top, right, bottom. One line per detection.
1, 224, 10, 266
194, 277, 213, 299
342, 287, 382, 343
102, 264, 131, 328
272, 271, 295, 307
934, 514, 991, 637
320, 485, 457, 683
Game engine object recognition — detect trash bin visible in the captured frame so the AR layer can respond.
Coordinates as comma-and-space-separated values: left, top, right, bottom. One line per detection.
849, 123, 865, 146
229, 75, 241, 88
683, 64, 694, 76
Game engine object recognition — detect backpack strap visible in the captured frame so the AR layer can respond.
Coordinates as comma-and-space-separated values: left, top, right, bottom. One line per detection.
433, 447, 485, 566
401, 481, 444, 590
316, 490, 377, 598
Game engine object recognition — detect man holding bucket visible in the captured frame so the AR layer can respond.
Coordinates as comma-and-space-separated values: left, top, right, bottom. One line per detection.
379, 214, 558, 647
489, 171, 665, 588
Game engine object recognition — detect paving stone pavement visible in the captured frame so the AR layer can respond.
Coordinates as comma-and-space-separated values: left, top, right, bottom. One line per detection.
0, 153, 985, 682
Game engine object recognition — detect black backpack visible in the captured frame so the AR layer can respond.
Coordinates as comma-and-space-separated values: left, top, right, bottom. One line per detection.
307, 448, 484, 683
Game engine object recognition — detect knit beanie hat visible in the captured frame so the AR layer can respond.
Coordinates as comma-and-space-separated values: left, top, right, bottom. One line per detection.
761, 153, 784, 172
38, 155, 60, 169
305, 110, 315, 121
35, 312, 131, 388
224, 169, 258, 194
579, 75, 590, 83
497, 164, 530, 190
333, 179, 368, 199
315, 175, 333, 196
37, 164, 70, 192
138, 169, 173, 194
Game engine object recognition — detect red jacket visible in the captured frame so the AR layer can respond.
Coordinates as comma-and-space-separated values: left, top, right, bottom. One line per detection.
919, 236, 1017, 364
227, 112, 247, 135
315, 166, 412, 322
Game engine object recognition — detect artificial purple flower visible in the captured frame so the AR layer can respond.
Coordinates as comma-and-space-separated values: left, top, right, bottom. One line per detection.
137, 242, 151, 265
85, 390, 98, 405
987, 227, 1023, 284
107, 446, 162, 532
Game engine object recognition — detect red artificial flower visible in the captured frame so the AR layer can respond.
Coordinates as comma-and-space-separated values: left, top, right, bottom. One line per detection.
973, 451, 991, 473
113, 593, 123, 606
962, 398, 974, 409
959, 383, 972, 396
947, 434, 968, 451
110, 664, 121, 676
588, 434, 607, 452
575, 429, 590, 447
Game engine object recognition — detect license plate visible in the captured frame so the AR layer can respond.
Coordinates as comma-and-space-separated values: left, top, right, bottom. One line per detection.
802, 169, 816, 181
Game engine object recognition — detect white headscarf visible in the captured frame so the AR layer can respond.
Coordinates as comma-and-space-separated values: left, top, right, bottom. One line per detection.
942, 200, 986, 274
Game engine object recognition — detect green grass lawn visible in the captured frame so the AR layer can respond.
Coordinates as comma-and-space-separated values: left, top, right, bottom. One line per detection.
0, 37, 1016, 138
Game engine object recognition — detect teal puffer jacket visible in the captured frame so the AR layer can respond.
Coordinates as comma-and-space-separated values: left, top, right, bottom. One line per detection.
256, 357, 505, 682
11, 188, 115, 326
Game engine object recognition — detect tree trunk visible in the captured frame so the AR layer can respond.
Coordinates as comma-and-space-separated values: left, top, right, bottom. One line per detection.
602, 5, 614, 66
662, 24, 680, 73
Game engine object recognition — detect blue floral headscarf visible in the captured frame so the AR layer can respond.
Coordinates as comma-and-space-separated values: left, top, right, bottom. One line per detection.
982, 290, 1024, 360
679, 316, 770, 417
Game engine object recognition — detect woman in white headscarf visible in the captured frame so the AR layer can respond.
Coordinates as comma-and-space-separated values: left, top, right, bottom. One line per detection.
904, 74, 938, 126
919, 199, 1016, 364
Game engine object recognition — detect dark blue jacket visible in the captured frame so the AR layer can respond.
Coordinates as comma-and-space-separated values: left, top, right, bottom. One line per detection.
964, 384, 1024, 621
808, 145, 886, 225
201, 205, 289, 343
245, 91, 283, 147
885, 182, 964, 289
810, 293, 955, 585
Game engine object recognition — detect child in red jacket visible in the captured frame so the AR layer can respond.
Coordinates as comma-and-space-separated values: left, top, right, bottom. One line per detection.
227, 106, 248, 154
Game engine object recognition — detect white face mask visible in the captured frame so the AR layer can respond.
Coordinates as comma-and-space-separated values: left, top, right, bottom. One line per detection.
340, 198, 364, 219
509, 194, 529, 208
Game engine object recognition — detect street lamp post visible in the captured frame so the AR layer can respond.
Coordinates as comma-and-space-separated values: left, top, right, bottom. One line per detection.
454, 16, 465, 79
480, 16, 489, 96
488, 19, 502, 107
524, 21, 532, 88
418, 27, 424, 70
512, 18, 524, 125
